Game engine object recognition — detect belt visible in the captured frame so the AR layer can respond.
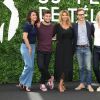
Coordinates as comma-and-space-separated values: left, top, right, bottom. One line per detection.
77, 45, 89, 48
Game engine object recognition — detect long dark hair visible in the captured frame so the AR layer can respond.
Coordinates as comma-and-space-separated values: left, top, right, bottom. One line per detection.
26, 10, 39, 26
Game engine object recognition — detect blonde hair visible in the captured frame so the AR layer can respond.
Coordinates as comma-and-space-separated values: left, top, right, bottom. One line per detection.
59, 10, 72, 27
96, 11, 100, 24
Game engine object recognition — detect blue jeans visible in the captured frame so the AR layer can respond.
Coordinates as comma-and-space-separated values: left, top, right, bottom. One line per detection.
76, 47, 92, 85
19, 43, 35, 88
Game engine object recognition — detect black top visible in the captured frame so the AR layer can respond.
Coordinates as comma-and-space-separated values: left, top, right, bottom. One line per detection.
22, 22, 37, 44
54, 24, 74, 43
54, 24, 74, 81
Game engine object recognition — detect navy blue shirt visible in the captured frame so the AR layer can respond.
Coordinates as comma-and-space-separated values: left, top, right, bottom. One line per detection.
22, 22, 37, 44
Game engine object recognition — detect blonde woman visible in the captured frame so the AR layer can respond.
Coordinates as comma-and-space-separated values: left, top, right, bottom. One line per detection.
93, 11, 100, 92
54, 10, 74, 92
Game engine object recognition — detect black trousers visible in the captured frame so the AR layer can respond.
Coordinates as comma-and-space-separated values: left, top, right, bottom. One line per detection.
93, 46, 100, 83
37, 51, 51, 84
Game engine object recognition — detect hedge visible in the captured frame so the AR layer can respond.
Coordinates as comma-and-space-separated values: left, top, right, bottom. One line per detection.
0, 0, 99, 84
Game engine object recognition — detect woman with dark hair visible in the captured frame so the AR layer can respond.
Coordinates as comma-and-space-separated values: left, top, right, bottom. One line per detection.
17, 10, 39, 92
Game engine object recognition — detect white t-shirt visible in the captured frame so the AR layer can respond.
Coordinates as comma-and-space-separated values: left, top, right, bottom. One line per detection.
94, 23, 100, 46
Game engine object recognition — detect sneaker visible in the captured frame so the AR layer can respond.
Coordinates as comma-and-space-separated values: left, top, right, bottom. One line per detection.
40, 84, 47, 92
47, 76, 54, 89
97, 86, 100, 92
75, 83, 85, 90
87, 85, 94, 92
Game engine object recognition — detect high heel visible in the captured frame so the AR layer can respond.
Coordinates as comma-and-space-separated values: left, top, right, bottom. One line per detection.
25, 87, 31, 92
16, 84, 24, 89
58, 83, 64, 92
62, 82, 66, 91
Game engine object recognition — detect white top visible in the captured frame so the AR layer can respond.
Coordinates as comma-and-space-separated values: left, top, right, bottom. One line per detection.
94, 23, 100, 46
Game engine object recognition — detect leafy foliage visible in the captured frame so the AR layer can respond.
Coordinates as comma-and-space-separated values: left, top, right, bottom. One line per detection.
0, 0, 99, 84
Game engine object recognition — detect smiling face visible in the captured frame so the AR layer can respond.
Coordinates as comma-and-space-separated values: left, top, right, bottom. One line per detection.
43, 13, 51, 23
59, 10, 71, 26
30, 12, 37, 22
61, 12, 69, 22
77, 10, 85, 21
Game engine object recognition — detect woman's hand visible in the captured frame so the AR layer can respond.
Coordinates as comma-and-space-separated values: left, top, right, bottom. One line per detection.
23, 32, 32, 55
37, 22, 40, 28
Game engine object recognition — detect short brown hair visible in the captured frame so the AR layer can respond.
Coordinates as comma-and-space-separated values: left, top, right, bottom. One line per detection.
76, 8, 85, 14
42, 10, 51, 16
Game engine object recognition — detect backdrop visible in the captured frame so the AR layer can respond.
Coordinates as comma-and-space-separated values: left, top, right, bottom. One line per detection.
0, 0, 100, 84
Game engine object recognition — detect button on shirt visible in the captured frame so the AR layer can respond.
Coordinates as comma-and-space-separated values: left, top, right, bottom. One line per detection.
77, 22, 89, 45
94, 23, 100, 46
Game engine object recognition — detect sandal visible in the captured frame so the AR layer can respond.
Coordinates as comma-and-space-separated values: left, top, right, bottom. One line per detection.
16, 84, 24, 89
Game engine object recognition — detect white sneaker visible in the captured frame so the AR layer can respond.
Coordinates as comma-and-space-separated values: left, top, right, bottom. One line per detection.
40, 84, 47, 92
75, 83, 85, 90
87, 85, 94, 92
97, 86, 100, 92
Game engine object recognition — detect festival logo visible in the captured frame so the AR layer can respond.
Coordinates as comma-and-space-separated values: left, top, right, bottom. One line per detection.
0, 0, 19, 43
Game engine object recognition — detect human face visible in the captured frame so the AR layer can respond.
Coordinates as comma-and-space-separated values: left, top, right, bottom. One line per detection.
61, 12, 69, 22
43, 13, 51, 23
30, 12, 37, 22
98, 16, 100, 23
77, 10, 85, 21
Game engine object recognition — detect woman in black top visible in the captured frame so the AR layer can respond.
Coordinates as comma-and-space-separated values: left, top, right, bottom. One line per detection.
54, 10, 74, 92
17, 10, 39, 92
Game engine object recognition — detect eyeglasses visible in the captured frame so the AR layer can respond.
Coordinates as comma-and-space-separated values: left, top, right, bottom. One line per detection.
77, 14, 84, 16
